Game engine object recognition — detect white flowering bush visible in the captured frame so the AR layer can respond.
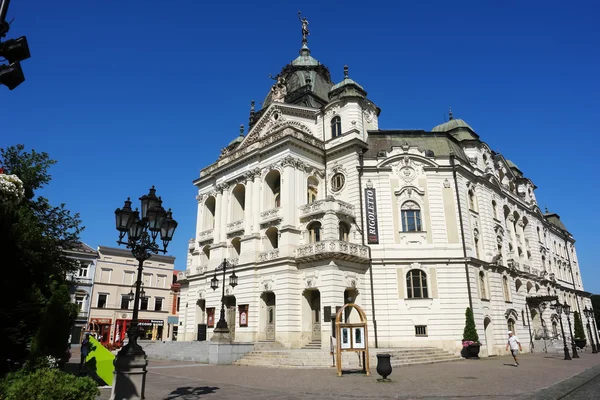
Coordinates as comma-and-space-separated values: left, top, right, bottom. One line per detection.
0, 173, 25, 207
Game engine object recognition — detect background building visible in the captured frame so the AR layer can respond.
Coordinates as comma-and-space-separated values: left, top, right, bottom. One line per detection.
89, 246, 176, 345
65, 242, 98, 345
177, 30, 593, 356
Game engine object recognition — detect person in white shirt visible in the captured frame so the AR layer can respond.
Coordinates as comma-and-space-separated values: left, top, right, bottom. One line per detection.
505, 330, 522, 366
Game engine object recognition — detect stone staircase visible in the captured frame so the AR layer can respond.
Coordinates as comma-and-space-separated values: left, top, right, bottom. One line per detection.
234, 346, 460, 369
302, 339, 322, 350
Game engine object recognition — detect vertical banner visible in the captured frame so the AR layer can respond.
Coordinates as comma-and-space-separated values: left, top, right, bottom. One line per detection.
364, 188, 379, 244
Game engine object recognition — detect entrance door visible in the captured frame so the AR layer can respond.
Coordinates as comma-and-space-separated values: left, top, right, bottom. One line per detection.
227, 307, 236, 340
266, 305, 275, 340
484, 318, 494, 356
311, 291, 321, 341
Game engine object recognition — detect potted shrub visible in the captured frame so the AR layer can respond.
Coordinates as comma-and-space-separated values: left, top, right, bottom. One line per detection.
462, 307, 481, 359
573, 311, 587, 349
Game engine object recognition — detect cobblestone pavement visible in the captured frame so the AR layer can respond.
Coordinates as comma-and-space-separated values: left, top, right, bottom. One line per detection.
94, 351, 600, 400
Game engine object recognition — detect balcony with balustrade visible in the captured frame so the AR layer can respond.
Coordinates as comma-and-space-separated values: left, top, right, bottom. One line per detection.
296, 240, 369, 264
299, 197, 355, 220
260, 207, 282, 225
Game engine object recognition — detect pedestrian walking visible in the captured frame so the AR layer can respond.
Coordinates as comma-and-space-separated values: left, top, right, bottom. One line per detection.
80, 333, 90, 372
506, 330, 522, 366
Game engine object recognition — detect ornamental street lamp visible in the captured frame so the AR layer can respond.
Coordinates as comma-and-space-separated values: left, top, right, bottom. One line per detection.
0, 0, 32, 90
554, 302, 572, 361
563, 302, 579, 358
210, 259, 238, 342
111, 186, 178, 400
584, 307, 598, 354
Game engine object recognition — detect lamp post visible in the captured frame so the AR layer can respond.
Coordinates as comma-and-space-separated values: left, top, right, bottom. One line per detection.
584, 307, 598, 354
592, 310, 600, 354
563, 302, 579, 358
554, 302, 571, 360
209, 259, 238, 342
111, 186, 178, 400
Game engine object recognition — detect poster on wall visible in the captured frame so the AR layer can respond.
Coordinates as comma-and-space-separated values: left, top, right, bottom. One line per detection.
353, 327, 365, 349
207, 308, 215, 328
239, 305, 248, 327
341, 327, 351, 349
364, 187, 379, 244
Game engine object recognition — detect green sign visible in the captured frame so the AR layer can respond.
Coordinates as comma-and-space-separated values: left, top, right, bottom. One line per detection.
86, 336, 115, 385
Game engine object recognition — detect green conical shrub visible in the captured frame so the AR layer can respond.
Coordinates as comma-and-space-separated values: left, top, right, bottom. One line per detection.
574, 311, 586, 340
462, 307, 479, 342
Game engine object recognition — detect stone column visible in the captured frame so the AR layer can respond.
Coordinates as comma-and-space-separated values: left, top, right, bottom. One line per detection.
195, 194, 204, 239
281, 162, 296, 226
517, 220, 527, 257
214, 189, 223, 243
220, 185, 231, 243
250, 168, 265, 234
244, 174, 254, 233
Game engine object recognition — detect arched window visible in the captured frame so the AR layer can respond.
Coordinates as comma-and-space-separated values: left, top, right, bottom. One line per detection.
515, 279, 522, 293
406, 269, 428, 299
503, 276, 510, 302
331, 116, 342, 138
307, 176, 319, 204
479, 271, 487, 299
231, 237, 241, 257
492, 200, 498, 219
401, 201, 422, 232
308, 222, 321, 243
537, 227, 541, 242
265, 170, 281, 209
265, 227, 279, 250
338, 222, 350, 241
201, 245, 211, 265
552, 321, 558, 337
203, 196, 216, 229
507, 319, 516, 335
231, 184, 246, 221
468, 190, 477, 211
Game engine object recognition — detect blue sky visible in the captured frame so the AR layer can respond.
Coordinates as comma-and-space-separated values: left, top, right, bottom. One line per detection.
2, 1, 599, 292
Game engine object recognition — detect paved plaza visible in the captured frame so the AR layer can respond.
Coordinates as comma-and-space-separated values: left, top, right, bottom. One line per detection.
89, 351, 600, 400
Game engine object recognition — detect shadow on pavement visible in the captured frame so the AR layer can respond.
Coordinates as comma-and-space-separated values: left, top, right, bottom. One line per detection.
166, 386, 219, 399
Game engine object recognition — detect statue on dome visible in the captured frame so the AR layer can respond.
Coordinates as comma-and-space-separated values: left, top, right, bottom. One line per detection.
270, 75, 287, 103
298, 11, 309, 44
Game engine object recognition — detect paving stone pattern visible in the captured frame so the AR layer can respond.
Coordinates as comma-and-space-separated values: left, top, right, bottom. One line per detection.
95, 352, 600, 400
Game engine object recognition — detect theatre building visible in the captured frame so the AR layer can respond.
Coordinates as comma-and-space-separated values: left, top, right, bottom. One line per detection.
88, 246, 176, 345
176, 25, 593, 356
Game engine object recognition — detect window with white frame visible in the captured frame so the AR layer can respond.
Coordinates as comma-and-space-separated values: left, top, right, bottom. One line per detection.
75, 292, 86, 311
143, 273, 152, 287
124, 271, 135, 285
331, 116, 342, 138
401, 201, 422, 232
154, 297, 163, 311
406, 269, 428, 299
97, 293, 108, 308
77, 262, 89, 277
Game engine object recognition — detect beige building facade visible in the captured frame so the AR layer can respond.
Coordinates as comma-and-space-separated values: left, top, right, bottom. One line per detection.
177, 33, 593, 356
89, 246, 176, 345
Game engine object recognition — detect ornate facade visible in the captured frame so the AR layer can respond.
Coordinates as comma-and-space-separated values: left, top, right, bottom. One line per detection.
177, 27, 593, 356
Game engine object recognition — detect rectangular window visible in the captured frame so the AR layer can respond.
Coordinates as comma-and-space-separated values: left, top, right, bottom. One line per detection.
124, 271, 135, 285
120, 296, 130, 310
140, 297, 148, 311
157, 275, 167, 289
401, 210, 422, 232
154, 298, 163, 311
143, 273, 152, 287
75, 294, 85, 310
415, 325, 428, 337
97, 294, 107, 308
100, 268, 112, 283
176, 297, 181, 312
78, 264, 88, 277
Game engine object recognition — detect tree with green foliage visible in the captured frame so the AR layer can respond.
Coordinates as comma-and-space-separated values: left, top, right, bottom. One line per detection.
0, 144, 84, 375
573, 311, 586, 340
462, 307, 480, 343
